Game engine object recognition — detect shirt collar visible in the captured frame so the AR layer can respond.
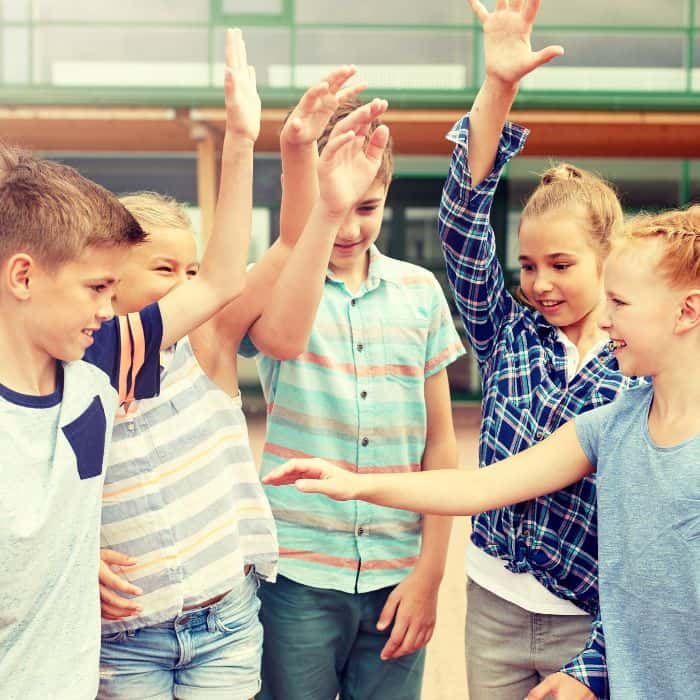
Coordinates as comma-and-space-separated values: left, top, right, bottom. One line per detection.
326, 245, 401, 293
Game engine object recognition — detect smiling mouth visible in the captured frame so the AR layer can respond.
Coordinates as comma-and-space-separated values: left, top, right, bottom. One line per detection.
607, 339, 627, 352
538, 300, 564, 309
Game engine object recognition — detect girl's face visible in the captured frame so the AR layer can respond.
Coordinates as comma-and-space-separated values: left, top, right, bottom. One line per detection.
112, 225, 198, 315
599, 241, 679, 378
518, 206, 604, 338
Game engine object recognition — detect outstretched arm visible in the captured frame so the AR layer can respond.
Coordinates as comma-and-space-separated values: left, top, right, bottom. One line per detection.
466, 0, 563, 186
158, 28, 257, 349
263, 421, 593, 516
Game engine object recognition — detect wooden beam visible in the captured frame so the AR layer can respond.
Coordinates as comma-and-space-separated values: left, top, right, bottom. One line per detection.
192, 124, 221, 243
0, 106, 698, 158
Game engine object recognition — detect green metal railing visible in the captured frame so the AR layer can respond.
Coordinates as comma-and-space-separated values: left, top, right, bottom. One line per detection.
0, 0, 698, 109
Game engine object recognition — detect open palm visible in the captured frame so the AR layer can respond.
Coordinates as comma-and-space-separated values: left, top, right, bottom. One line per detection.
318, 125, 389, 216
223, 28, 261, 142
469, 0, 563, 84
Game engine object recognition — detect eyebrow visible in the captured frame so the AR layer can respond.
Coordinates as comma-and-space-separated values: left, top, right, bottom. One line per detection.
86, 276, 118, 285
151, 256, 198, 267
518, 252, 578, 261
359, 198, 383, 206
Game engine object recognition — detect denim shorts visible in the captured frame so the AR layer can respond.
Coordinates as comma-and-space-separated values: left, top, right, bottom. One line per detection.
98, 569, 262, 700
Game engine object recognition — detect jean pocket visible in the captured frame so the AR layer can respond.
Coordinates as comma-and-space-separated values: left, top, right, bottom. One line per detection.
101, 630, 127, 643
62, 396, 107, 480
214, 576, 261, 634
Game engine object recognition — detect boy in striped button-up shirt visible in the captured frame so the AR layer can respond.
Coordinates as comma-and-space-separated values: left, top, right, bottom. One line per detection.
247, 97, 465, 700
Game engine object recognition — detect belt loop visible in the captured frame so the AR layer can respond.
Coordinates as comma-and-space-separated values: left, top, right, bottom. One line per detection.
206, 609, 217, 633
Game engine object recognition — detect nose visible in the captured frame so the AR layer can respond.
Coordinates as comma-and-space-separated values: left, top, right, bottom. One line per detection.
97, 296, 115, 322
532, 272, 553, 295
597, 300, 613, 330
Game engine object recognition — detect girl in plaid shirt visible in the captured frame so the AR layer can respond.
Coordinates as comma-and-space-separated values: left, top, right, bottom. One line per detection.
433, 2, 641, 697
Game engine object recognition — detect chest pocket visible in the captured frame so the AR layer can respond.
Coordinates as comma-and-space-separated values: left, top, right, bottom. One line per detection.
62, 395, 107, 480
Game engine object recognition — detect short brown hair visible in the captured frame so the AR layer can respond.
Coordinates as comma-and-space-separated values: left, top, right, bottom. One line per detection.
521, 163, 623, 259
0, 143, 145, 268
315, 98, 393, 186
615, 205, 700, 289
120, 191, 195, 234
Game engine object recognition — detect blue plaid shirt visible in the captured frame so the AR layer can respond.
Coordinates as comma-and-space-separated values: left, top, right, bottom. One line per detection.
438, 116, 643, 699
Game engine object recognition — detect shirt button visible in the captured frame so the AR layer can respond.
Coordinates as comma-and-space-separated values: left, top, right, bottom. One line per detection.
356, 343, 364, 352
127, 423, 136, 432
357, 526, 365, 536
351, 299, 356, 306
535, 430, 544, 440
360, 390, 367, 399
361, 437, 369, 447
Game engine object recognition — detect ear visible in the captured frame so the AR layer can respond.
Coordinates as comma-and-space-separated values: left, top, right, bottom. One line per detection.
5, 253, 35, 301
675, 289, 700, 335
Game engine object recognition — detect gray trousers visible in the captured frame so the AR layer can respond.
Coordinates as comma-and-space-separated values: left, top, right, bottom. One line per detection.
465, 579, 593, 700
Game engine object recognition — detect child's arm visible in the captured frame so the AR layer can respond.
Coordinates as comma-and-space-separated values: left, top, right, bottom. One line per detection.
278, 66, 365, 247
206, 97, 388, 360
157, 28, 256, 350
246, 99, 388, 358
263, 420, 593, 515
376, 368, 458, 660
438, 1, 562, 362
466, 0, 563, 186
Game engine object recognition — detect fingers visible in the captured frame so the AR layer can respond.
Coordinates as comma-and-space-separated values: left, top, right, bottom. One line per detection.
100, 584, 142, 619
364, 124, 390, 164
337, 81, 368, 104
263, 459, 334, 485
525, 675, 557, 699
509, 0, 524, 11
522, 0, 542, 24
467, 0, 490, 23
101, 548, 136, 567
330, 98, 388, 140
376, 591, 399, 632
322, 64, 358, 93
530, 44, 565, 70
100, 564, 143, 596
495, 0, 507, 10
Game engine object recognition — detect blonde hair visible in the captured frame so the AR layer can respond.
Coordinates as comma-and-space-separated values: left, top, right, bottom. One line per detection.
119, 191, 194, 234
0, 143, 145, 267
615, 205, 700, 289
520, 163, 623, 259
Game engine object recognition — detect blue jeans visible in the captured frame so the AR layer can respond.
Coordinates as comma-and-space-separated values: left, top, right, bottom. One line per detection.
98, 569, 262, 700
257, 575, 425, 700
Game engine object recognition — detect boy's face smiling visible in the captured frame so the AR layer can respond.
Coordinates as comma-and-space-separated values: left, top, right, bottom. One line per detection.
329, 178, 388, 279
24, 244, 128, 363
599, 240, 680, 378
113, 225, 198, 315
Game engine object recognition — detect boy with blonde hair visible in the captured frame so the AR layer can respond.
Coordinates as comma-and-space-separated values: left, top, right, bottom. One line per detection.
0, 28, 257, 699
94, 71, 388, 700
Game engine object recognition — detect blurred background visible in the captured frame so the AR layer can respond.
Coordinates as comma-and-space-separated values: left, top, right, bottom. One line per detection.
1, 0, 699, 400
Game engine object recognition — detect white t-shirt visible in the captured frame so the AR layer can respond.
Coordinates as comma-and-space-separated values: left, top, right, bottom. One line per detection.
0, 307, 162, 699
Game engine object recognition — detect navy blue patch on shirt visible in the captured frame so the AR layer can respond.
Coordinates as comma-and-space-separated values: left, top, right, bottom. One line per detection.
62, 395, 107, 480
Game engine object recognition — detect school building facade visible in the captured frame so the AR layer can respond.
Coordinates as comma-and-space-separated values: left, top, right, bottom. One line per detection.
2, 0, 699, 397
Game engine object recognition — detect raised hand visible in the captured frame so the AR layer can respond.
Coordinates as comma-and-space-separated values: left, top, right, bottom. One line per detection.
99, 548, 143, 620
316, 106, 390, 216
468, 0, 564, 86
281, 66, 367, 148
223, 27, 261, 142
262, 457, 362, 501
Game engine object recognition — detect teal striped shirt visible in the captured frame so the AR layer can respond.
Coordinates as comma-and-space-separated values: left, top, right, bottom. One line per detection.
250, 246, 464, 593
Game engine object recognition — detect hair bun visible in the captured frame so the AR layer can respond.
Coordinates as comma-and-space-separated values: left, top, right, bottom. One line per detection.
541, 163, 582, 186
